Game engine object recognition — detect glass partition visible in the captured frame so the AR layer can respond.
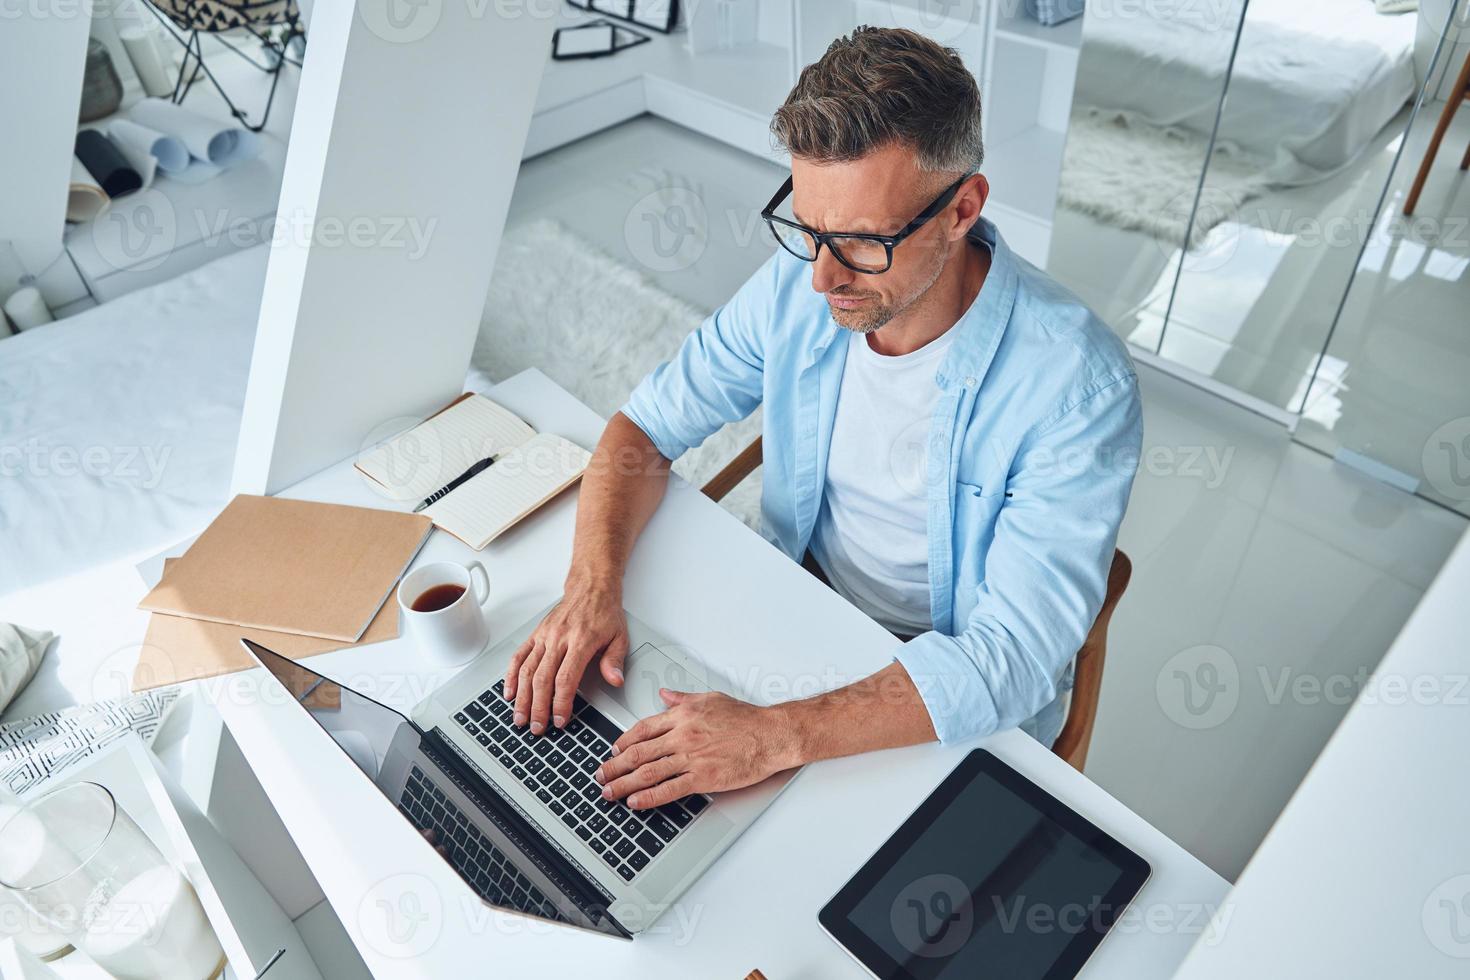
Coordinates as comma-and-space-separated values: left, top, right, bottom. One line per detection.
1158, 0, 1436, 414
1291, 0, 1470, 517
1045, 0, 1249, 350
1049, 0, 1470, 516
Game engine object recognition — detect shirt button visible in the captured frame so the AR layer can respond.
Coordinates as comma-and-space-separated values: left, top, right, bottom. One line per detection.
965, 376, 977, 388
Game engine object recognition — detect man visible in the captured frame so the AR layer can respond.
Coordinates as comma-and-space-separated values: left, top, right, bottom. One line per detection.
505, 27, 1142, 811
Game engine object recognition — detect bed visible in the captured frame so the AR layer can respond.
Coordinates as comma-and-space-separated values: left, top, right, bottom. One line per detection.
1, 244, 272, 597
0, 245, 267, 722
1073, 0, 1420, 181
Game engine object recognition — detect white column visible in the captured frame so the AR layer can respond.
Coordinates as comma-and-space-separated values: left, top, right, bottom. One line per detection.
0, 0, 93, 284
232, 0, 554, 494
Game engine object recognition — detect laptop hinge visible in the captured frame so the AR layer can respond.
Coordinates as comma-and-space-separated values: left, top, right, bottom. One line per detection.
422, 728, 632, 938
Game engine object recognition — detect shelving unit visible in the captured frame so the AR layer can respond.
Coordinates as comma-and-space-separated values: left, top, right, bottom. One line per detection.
529, 0, 1084, 266
29, 735, 322, 980
527, 5, 796, 162
52, 0, 1083, 312
981, 0, 1082, 264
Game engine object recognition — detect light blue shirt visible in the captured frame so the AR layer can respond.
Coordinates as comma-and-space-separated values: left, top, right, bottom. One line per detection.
622, 218, 1142, 746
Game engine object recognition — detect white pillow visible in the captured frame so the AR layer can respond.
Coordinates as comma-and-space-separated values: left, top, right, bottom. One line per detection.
0, 624, 54, 717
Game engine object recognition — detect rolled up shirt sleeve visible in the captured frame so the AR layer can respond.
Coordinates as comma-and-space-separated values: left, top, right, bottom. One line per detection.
620, 252, 777, 462
895, 373, 1143, 744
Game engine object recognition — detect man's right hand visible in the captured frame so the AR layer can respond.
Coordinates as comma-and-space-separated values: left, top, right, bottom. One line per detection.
504, 588, 630, 734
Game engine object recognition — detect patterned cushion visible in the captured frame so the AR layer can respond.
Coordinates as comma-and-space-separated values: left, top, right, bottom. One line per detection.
0, 689, 181, 796
148, 0, 297, 33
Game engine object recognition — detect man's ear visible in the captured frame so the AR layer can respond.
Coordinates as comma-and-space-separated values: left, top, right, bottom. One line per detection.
951, 173, 989, 239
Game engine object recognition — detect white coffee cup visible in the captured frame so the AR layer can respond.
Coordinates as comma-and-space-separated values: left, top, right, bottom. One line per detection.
399, 561, 491, 666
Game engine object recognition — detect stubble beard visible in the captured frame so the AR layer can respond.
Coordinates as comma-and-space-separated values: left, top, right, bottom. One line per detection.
827, 238, 950, 335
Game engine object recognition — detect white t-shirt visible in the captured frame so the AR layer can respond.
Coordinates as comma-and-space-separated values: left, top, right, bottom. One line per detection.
809, 328, 955, 636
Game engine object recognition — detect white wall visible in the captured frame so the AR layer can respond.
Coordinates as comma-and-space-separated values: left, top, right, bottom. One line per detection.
231, 0, 554, 493
0, 0, 93, 285
1173, 525, 1470, 977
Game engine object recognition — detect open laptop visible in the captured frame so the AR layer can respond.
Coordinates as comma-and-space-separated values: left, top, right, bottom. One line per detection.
241, 603, 794, 938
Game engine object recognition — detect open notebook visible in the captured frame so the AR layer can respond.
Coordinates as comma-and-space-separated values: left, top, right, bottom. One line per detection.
355, 394, 591, 550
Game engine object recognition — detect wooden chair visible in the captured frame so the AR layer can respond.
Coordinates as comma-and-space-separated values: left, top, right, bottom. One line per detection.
699, 439, 1132, 772
1051, 549, 1131, 772
1404, 47, 1470, 216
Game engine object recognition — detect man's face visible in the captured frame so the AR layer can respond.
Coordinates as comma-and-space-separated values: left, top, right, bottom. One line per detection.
788, 144, 980, 333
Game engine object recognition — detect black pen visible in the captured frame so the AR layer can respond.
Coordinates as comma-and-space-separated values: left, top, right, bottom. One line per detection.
414, 456, 495, 512
253, 948, 286, 978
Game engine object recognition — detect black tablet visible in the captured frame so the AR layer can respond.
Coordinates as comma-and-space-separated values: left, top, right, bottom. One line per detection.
819, 750, 1151, 980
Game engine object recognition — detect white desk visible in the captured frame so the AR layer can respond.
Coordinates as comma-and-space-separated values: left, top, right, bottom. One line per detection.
206, 368, 1227, 977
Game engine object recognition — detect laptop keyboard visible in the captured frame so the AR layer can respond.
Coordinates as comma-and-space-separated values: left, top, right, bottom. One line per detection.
451, 678, 710, 884
397, 765, 567, 922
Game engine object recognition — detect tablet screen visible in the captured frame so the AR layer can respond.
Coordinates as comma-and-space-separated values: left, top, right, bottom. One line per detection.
820, 751, 1150, 980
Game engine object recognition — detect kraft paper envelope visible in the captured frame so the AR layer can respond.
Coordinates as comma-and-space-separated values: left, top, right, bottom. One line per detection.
133, 560, 401, 694
138, 494, 431, 642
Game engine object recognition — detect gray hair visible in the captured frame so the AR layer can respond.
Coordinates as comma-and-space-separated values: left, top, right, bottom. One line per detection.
771, 26, 984, 174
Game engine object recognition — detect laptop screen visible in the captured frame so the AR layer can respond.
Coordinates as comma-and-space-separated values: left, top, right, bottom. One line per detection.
241, 637, 624, 937
242, 638, 415, 784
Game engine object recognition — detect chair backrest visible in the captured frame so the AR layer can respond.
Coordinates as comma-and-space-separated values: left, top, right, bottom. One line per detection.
1052, 549, 1132, 772
148, 0, 296, 33
701, 435, 763, 502
702, 440, 1132, 771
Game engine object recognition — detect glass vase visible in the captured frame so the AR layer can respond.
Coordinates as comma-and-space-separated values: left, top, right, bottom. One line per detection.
0, 782, 225, 980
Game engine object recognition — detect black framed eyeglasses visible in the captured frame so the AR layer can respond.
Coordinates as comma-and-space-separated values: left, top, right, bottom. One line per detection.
759, 174, 971, 274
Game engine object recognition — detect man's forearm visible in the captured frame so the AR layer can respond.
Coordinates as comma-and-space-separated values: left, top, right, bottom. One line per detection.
769, 661, 938, 768
566, 412, 672, 595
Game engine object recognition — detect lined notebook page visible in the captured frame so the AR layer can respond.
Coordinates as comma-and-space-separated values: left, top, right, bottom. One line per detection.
425, 432, 592, 549
356, 395, 536, 502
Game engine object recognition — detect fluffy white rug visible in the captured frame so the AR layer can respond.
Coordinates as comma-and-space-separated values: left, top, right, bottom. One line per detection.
473, 219, 763, 529
1058, 107, 1275, 249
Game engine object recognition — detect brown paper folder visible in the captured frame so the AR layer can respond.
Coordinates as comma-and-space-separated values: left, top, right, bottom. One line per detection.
138, 494, 432, 642
133, 560, 402, 692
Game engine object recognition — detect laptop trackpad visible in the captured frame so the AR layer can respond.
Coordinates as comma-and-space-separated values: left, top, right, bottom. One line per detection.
594, 642, 711, 721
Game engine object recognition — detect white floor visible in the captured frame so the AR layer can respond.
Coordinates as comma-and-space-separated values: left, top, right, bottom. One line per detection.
1049, 104, 1470, 517
507, 116, 1469, 880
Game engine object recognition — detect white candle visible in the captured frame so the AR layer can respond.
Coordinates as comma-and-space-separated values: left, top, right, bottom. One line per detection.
2, 287, 53, 331
120, 27, 175, 99
80, 865, 223, 980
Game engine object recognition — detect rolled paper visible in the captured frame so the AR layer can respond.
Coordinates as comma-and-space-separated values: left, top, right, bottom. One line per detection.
120, 26, 175, 99
3, 286, 54, 331
67, 157, 110, 223
127, 98, 260, 167
107, 118, 190, 176
75, 130, 143, 199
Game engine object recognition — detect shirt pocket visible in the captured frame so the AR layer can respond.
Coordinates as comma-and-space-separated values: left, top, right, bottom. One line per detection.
955, 480, 1007, 503
954, 480, 1007, 535
953, 481, 1007, 597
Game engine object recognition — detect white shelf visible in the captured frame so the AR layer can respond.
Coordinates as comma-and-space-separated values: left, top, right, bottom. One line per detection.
531, 13, 792, 162
653, 40, 793, 121
62, 47, 296, 305
32, 735, 322, 980
984, 123, 1068, 223
537, 10, 791, 122
994, 9, 1085, 55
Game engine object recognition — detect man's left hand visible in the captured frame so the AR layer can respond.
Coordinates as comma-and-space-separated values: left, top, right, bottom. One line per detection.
595, 689, 799, 809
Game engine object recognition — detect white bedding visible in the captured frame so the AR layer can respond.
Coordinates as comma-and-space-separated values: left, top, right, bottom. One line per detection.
1075, 0, 1418, 180
0, 245, 271, 596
